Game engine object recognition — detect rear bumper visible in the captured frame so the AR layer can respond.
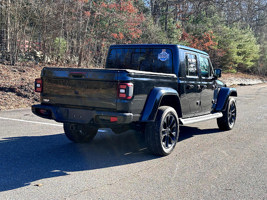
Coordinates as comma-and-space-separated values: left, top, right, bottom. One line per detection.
32, 104, 135, 125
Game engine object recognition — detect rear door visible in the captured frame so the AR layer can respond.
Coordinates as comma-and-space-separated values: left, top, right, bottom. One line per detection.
184, 53, 201, 117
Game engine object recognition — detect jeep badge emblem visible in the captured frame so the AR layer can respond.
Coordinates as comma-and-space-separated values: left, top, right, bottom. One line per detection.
158, 49, 169, 62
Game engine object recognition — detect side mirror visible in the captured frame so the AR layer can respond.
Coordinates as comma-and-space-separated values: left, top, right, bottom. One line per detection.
214, 69, 222, 78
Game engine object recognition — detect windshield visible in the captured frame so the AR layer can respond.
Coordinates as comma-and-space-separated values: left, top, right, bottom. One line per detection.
106, 48, 173, 73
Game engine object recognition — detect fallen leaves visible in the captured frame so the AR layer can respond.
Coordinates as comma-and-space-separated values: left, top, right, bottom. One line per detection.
34, 183, 43, 187
0, 63, 41, 111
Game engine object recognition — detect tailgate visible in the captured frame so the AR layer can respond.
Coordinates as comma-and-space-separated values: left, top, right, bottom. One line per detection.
41, 68, 119, 110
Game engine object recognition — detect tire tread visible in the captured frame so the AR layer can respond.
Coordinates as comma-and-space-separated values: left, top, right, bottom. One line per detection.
64, 123, 98, 143
217, 98, 236, 131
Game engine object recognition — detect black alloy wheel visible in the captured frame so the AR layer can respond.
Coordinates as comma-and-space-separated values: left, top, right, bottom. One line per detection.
161, 112, 178, 150
145, 106, 179, 156
217, 97, 237, 130
228, 100, 236, 127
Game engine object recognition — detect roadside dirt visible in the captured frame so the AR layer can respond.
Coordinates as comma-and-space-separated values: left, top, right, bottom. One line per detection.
0, 64, 41, 110
221, 72, 266, 86
0, 63, 266, 111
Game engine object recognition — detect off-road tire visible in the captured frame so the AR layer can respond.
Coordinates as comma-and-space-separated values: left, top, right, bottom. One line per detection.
145, 106, 179, 156
217, 97, 237, 131
63, 123, 98, 143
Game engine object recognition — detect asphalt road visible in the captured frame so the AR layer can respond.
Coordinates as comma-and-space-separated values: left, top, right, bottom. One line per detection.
0, 84, 266, 200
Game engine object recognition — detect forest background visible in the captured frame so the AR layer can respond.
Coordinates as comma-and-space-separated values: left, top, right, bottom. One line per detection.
0, 0, 266, 75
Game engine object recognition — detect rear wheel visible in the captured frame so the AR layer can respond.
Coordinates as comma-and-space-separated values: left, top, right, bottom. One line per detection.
217, 97, 237, 130
145, 106, 179, 156
63, 123, 98, 143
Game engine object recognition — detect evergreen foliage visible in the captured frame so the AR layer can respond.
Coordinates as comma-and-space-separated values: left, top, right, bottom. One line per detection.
218, 25, 260, 71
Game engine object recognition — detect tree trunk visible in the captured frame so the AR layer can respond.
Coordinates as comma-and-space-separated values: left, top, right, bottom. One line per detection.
6, 0, 11, 53
164, 0, 168, 32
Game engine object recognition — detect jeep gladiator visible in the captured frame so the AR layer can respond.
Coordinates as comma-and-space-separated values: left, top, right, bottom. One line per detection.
32, 44, 237, 156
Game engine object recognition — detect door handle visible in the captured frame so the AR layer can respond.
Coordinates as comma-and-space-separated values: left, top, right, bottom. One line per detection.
186, 84, 194, 89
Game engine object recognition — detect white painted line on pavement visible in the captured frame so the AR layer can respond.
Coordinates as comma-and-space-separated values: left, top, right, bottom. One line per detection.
0, 117, 62, 127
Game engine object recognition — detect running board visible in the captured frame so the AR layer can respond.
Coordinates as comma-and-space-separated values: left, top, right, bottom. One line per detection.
180, 112, 223, 125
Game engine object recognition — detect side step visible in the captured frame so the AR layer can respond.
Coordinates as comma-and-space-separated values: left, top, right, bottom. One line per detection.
180, 112, 223, 125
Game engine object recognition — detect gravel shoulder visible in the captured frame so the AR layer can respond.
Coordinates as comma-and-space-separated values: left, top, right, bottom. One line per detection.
221, 72, 266, 86
0, 64, 266, 111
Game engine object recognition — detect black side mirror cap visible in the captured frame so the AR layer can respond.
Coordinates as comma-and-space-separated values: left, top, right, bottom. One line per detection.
214, 69, 222, 78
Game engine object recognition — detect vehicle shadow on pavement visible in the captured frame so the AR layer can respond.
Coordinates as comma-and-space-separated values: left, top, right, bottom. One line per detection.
0, 126, 221, 192
0, 130, 151, 192
179, 126, 221, 141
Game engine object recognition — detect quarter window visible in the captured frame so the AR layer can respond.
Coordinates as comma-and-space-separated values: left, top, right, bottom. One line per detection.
199, 56, 212, 77
185, 54, 197, 77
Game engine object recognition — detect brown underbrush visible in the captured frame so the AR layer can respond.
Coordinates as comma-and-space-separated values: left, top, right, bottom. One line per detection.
0, 63, 265, 111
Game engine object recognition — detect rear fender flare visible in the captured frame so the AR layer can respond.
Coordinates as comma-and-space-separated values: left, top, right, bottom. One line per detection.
215, 87, 237, 112
140, 87, 181, 122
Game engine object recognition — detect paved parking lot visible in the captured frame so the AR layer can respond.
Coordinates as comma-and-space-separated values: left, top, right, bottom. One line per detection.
0, 84, 266, 200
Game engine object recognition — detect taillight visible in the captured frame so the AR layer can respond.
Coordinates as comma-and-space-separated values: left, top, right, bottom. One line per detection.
37, 108, 51, 117
118, 83, 134, 99
35, 78, 43, 93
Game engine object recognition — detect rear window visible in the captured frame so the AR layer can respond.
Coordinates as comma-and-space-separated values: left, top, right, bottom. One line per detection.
185, 53, 198, 77
106, 48, 173, 73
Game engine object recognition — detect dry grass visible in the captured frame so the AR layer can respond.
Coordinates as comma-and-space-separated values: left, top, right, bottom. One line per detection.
0, 63, 265, 111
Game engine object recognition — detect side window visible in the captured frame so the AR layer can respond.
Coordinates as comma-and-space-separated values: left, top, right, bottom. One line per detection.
154, 49, 173, 73
185, 53, 197, 77
199, 56, 212, 77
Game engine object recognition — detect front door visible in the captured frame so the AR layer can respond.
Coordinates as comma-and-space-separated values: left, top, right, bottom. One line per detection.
199, 56, 216, 115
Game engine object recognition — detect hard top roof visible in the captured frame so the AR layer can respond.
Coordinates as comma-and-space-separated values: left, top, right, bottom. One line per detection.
109, 44, 209, 56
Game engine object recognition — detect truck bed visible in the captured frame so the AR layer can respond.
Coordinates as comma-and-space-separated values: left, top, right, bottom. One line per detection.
40, 67, 177, 114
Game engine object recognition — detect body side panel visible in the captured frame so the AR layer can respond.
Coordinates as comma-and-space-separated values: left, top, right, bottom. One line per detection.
140, 87, 180, 122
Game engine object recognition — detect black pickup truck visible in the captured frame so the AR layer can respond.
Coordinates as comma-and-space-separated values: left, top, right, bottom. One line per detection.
32, 44, 237, 156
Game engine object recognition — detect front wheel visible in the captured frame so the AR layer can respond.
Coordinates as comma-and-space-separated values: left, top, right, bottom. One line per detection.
63, 123, 98, 143
217, 97, 237, 130
145, 106, 179, 156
